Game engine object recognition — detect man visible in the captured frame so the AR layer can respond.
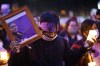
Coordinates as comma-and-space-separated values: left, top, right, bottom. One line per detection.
9, 11, 95, 66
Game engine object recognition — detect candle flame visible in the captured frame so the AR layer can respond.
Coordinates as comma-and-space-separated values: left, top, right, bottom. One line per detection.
0, 50, 10, 65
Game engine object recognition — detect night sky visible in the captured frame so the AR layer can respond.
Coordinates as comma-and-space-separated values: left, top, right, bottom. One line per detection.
0, 0, 99, 16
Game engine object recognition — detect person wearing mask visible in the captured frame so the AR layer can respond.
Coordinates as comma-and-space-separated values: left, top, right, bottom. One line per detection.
71, 19, 99, 66
59, 17, 82, 48
8, 11, 95, 66
89, 9, 100, 66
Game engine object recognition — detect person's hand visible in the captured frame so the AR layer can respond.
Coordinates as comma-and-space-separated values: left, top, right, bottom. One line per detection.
84, 38, 96, 49
9, 41, 20, 53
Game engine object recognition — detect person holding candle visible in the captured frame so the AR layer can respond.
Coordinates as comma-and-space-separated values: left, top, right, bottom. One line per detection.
71, 19, 99, 66
0, 27, 10, 66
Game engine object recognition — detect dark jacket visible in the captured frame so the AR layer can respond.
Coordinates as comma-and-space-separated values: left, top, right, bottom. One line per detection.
8, 36, 87, 66
59, 32, 82, 47
0, 29, 10, 50
71, 40, 90, 66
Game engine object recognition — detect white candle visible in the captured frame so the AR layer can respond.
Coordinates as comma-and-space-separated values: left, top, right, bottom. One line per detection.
88, 62, 96, 66
87, 30, 99, 43
0, 50, 10, 65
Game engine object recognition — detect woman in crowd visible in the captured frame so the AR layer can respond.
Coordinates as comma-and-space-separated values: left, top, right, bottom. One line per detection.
59, 17, 82, 48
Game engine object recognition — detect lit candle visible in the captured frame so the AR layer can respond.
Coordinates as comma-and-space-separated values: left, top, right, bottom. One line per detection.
88, 62, 96, 66
0, 50, 10, 65
86, 30, 99, 43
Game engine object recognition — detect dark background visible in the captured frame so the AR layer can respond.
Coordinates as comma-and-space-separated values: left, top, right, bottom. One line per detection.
0, 0, 99, 16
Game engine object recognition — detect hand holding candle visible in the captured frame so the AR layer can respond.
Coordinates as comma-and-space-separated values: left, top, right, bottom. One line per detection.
86, 29, 99, 43
84, 29, 99, 48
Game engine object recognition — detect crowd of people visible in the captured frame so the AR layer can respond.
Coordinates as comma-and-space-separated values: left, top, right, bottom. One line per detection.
0, 3, 100, 66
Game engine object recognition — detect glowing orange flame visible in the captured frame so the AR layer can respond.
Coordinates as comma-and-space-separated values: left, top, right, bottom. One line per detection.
0, 50, 10, 65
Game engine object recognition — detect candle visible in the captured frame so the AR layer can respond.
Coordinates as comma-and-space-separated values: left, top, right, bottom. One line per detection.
88, 62, 96, 66
86, 30, 99, 43
0, 50, 10, 65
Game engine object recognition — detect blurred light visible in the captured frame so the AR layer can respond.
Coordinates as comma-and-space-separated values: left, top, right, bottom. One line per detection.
98, 1, 100, 9
90, 8, 97, 16
1, 4, 10, 10
61, 10, 66, 15
60, 17, 68, 28
69, 11, 73, 17
77, 16, 85, 23
12, 3, 19, 11
1, 4, 11, 16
